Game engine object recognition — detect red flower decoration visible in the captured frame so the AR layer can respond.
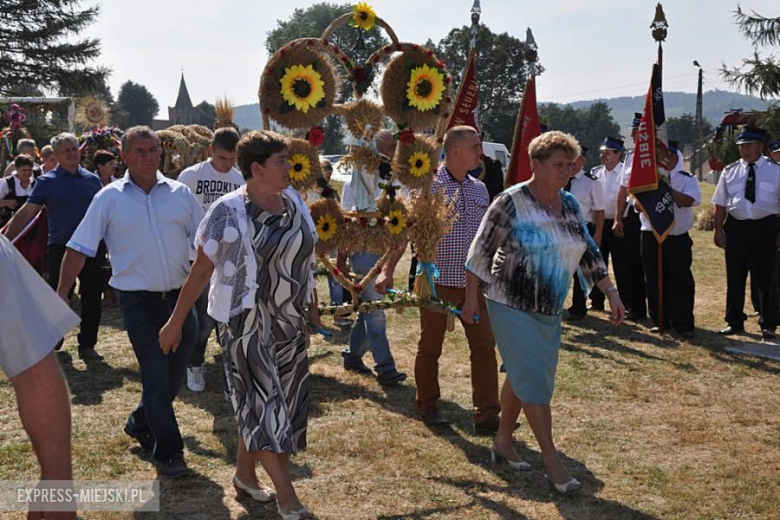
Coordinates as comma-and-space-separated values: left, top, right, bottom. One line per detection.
343, 217, 351, 223
323, 39, 329, 45
334, 268, 342, 276
353, 67, 368, 84
426, 50, 434, 56
399, 129, 416, 144
359, 217, 368, 226
307, 127, 325, 147
354, 283, 363, 293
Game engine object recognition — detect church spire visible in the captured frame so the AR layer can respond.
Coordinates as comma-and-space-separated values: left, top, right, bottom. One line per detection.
174, 72, 193, 110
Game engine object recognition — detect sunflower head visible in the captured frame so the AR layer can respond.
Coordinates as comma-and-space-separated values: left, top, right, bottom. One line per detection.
406, 64, 445, 112
351, 2, 376, 31
289, 153, 312, 182
316, 214, 338, 241
408, 151, 432, 178
280, 64, 326, 114
387, 209, 407, 235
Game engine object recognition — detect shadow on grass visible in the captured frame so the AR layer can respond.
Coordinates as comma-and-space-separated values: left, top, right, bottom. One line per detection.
133, 471, 233, 519
56, 350, 139, 406
685, 328, 780, 375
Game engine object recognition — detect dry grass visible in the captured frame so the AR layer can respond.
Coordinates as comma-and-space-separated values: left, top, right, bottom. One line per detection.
1, 182, 779, 519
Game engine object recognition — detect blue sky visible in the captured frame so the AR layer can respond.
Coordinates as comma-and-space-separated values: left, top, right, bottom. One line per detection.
87, 0, 778, 111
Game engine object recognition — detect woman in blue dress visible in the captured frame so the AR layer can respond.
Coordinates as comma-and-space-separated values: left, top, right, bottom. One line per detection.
463, 131, 625, 495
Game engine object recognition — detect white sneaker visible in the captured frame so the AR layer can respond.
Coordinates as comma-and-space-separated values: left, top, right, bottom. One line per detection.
187, 366, 206, 392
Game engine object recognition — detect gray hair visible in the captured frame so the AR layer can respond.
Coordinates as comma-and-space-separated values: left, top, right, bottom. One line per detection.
50, 133, 79, 153
17, 138, 37, 151
121, 126, 159, 151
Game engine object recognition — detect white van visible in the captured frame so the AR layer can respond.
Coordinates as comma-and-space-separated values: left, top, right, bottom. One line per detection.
481, 141, 510, 179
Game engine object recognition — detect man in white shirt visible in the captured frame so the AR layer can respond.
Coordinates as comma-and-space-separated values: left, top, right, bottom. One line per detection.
640, 144, 700, 338
57, 126, 205, 478
591, 137, 631, 312
177, 127, 244, 392
713, 126, 780, 338
564, 146, 605, 320
770, 138, 780, 162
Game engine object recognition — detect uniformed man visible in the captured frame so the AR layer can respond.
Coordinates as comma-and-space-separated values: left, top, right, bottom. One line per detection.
591, 136, 630, 311
565, 146, 605, 320
769, 138, 780, 162
641, 142, 700, 338
613, 113, 648, 321
713, 126, 780, 338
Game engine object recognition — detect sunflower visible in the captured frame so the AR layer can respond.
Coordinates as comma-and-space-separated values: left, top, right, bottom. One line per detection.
406, 64, 445, 112
351, 2, 376, 31
316, 214, 338, 241
387, 209, 407, 235
280, 64, 326, 113
289, 153, 312, 182
408, 151, 432, 178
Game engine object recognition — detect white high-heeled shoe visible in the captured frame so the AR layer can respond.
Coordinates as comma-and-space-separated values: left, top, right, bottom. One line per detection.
277, 504, 312, 520
489, 446, 532, 471
232, 472, 276, 503
543, 473, 582, 495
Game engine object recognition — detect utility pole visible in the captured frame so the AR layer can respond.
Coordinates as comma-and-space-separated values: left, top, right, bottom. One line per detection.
693, 60, 704, 181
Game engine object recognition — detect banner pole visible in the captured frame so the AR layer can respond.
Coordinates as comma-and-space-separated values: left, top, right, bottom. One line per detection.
657, 242, 664, 334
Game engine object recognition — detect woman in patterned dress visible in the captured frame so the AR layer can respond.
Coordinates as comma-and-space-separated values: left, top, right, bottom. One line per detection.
463, 131, 625, 495
160, 131, 318, 519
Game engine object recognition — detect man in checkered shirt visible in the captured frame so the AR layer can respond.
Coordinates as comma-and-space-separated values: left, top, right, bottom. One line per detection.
416, 126, 501, 433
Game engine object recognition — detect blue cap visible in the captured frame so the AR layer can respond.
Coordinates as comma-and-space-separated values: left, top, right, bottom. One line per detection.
540, 123, 549, 133
668, 140, 679, 154
769, 139, 780, 152
600, 136, 625, 152
580, 145, 589, 156
736, 126, 767, 144
631, 112, 643, 130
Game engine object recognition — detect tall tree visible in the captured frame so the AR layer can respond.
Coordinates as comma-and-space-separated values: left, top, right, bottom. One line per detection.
195, 101, 216, 128
665, 113, 714, 150
114, 81, 159, 127
539, 102, 621, 170
266, 3, 390, 153
0, 0, 109, 95
435, 25, 539, 146
721, 7, 780, 99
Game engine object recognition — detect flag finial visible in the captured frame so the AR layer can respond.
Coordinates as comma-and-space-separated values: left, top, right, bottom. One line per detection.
470, 0, 481, 24
651, 3, 668, 42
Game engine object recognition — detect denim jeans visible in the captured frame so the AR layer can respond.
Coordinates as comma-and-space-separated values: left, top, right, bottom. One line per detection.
328, 274, 345, 305
188, 286, 217, 367
342, 252, 396, 374
117, 289, 197, 462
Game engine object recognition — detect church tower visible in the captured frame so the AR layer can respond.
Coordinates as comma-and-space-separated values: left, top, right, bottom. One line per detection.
167, 73, 199, 125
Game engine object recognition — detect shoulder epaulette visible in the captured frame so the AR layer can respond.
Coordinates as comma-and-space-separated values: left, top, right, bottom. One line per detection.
725, 160, 740, 170
678, 169, 694, 177
768, 158, 779, 166
585, 170, 598, 180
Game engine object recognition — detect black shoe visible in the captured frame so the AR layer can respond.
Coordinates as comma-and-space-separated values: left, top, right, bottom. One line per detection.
761, 328, 776, 340
421, 410, 451, 426
78, 347, 103, 360
55, 338, 65, 351
124, 425, 155, 451
676, 329, 695, 339
474, 415, 500, 435
565, 311, 586, 322
160, 455, 191, 478
718, 325, 744, 335
588, 303, 604, 312
626, 311, 646, 322
343, 361, 373, 375
376, 369, 407, 384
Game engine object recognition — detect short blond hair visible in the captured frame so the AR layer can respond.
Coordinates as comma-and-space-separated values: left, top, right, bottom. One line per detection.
443, 125, 478, 155
528, 131, 580, 163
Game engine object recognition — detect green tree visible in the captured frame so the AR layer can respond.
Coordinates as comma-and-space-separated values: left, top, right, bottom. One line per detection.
721, 7, 780, 99
0, 0, 109, 95
266, 2, 390, 153
665, 113, 714, 150
539, 102, 621, 170
434, 25, 539, 147
195, 101, 216, 128
114, 81, 159, 127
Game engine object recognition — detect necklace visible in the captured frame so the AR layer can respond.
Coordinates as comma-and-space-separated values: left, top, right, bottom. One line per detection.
529, 184, 559, 211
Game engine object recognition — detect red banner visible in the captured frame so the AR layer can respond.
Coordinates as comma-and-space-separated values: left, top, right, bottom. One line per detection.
505, 76, 541, 187
444, 48, 480, 133
628, 81, 658, 193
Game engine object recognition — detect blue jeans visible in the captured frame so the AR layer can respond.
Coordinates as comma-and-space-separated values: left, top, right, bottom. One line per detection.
342, 253, 396, 374
117, 290, 197, 462
328, 274, 345, 305
188, 286, 217, 367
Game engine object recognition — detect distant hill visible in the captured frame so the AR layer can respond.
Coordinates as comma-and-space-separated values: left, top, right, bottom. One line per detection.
234, 103, 263, 130
565, 90, 777, 132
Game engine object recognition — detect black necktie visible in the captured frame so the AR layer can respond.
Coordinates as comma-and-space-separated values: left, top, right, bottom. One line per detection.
745, 163, 756, 203
564, 177, 573, 192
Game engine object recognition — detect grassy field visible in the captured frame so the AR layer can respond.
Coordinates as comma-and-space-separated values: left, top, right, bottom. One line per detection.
1, 182, 779, 519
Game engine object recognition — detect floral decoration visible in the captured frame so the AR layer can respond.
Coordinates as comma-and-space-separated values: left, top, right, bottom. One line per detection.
387, 209, 407, 235
351, 2, 376, 31
289, 153, 312, 182
316, 213, 338, 241
408, 151, 431, 178
406, 64, 445, 112
280, 64, 326, 113
307, 126, 325, 147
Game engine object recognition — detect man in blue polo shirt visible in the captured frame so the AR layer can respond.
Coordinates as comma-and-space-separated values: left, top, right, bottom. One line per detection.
4, 132, 104, 361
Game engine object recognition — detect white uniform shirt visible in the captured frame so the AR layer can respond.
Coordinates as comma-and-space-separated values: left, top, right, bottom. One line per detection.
67, 172, 205, 292
177, 159, 245, 213
593, 162, 624, 219
568, 169, 605, 224
340, 178, 382, 211
0, 174, 35, 198
712, 156, 780, 220
638, 168, 701, 235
